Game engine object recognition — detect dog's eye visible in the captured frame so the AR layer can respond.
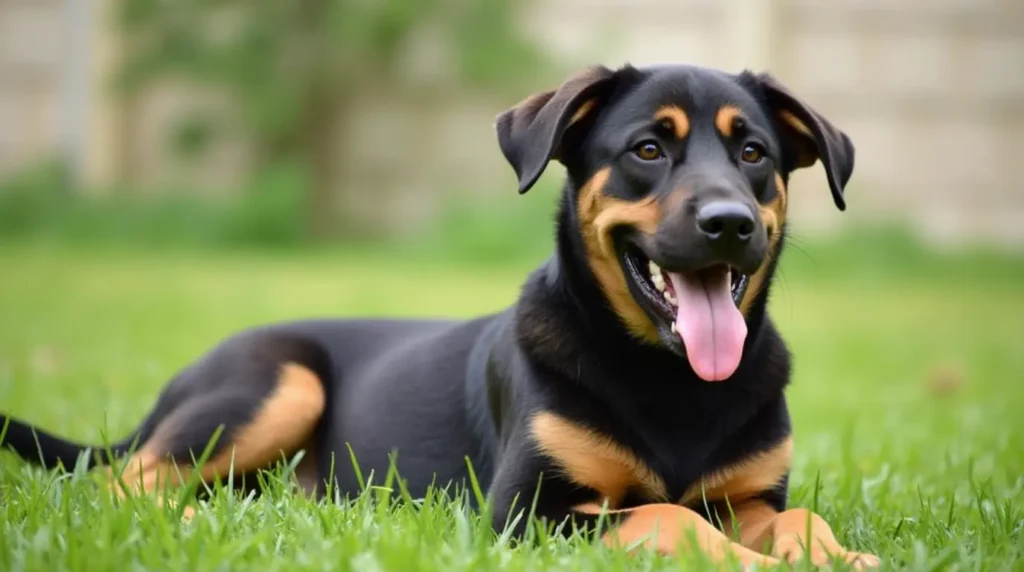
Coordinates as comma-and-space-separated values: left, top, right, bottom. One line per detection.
740, 143, 765, 164
633, 141, 664, 161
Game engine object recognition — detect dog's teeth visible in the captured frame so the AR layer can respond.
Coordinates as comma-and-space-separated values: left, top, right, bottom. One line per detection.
651, 261, 667, 292
664, 291, 677, 306
648, 261, 666, 292
651, 273, 665, 292
670, 322, 677, 333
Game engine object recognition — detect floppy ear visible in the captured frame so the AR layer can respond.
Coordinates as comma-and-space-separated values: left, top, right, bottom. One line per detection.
495, 66, 618, 194
755, 73, 855, 211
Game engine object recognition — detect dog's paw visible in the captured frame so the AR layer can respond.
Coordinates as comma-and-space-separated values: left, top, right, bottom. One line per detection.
773, 538, 880, 569
179, 505, 197, 523
828, 550, 881, 570
846, 552, 881, 569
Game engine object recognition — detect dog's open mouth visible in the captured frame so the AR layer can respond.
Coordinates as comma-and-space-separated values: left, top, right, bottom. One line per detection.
622, 247, 750, 382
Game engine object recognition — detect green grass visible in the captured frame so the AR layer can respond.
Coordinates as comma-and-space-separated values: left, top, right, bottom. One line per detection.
1, 240, 1022, 571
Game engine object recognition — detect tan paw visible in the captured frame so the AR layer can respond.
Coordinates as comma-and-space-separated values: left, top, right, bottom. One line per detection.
179, 505, 197, 523
774, 539, 880, 569
841, 552, 881, 569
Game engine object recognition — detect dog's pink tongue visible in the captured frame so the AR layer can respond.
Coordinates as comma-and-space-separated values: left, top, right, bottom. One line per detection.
667, 269, 747, 382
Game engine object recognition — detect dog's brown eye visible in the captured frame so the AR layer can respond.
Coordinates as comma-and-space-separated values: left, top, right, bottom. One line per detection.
634, 141, 664, 161
741, 143, 764, 163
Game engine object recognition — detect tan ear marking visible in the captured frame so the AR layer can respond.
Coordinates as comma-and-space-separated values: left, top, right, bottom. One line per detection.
776, 110, 813, 138
569, 98, 598, 127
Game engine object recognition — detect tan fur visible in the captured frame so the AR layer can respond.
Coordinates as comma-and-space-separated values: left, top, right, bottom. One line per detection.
776, 109, 813, 138
771, 508, 880, 567
679, 436, 793, 506
719, 499, 779, 549
775, 110, 820, 169
740, 172, 788, 315
721, 500, 882, 569
577, 167, 662, 342
530, 411, 667, 506
569, 98, 598, 126
593, 503, 780, 567
715, 105, 743, 137
106, 362, 324, 499
654, 105, 690, 139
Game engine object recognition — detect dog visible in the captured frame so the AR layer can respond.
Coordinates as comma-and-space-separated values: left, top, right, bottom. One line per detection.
1, 63, 879, 568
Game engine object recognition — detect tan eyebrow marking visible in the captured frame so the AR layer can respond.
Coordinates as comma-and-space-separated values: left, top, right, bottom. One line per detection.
653, 105, 690, 139
715, 105, 744, 137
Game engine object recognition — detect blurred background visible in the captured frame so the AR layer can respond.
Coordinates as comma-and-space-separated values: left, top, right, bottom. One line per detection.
1, 0, 1022, 252
2, 5, 1023, 567
0, 0, 1023, 421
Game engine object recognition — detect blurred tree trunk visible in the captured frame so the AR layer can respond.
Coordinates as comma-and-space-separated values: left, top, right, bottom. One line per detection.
299, 0, 341, 239
114, 0, 544, 240
301, 86, 346, 240
117, 93, 144, 190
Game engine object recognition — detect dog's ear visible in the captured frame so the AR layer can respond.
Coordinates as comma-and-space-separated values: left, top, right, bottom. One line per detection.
496, 66, 618, 194
755, 73, 855, 211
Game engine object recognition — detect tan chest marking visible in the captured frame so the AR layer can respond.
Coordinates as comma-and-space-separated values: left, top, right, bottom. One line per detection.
530, 411, 667, 507
679, 436, 793, 506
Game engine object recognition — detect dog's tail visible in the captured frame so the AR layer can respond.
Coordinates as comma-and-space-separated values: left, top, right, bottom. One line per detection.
0, 413, 141, 471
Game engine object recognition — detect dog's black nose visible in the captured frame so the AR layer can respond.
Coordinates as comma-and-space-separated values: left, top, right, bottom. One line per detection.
696, 201, 756, 243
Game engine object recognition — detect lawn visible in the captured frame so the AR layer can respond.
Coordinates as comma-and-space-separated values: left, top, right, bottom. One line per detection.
0, 239, 1022, 571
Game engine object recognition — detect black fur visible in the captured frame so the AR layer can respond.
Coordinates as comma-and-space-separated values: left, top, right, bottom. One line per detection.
1, 63, 853, 544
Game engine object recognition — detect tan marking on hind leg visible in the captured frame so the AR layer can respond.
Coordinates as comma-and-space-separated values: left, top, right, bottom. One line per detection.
105, 362, 325, 515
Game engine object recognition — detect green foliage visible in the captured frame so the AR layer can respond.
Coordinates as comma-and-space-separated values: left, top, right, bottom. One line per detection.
114, 0, 544, 164
0, 160, 68, 237
0, 162, 308, 248
111, 0, 545, 238
403, 178, 564, 265
448, 0, 549, 90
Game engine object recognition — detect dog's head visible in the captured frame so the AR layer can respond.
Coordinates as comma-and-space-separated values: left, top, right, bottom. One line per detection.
496, 64, 854, 382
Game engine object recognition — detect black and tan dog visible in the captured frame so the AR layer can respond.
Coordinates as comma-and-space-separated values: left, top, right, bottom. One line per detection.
1, 63, 879, 568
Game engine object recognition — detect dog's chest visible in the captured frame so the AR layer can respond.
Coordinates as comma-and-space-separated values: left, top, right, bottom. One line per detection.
531, 411, 792, 509
669, 437, 793, 507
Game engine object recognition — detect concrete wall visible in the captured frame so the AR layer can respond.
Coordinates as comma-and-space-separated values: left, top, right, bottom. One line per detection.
0, 0, 65, 177
2, 0, 1022, 245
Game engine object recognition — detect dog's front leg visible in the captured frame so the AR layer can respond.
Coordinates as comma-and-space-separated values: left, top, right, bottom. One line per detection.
723, 499, 881, 569
487, 447, 777, 567
576, 502, 780, 567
